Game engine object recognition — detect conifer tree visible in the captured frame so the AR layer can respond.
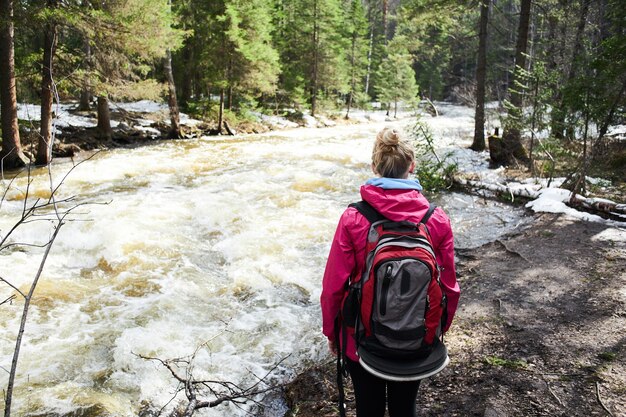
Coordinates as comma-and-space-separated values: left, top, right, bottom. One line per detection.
36, 0, 59, 166
500, 0, 532, 165
471, 0, 490, 152
75, 0, 184, 140
222, 0, 280, 108
395, 0, 473, 101
375, 36, 419, 118
176, 0, 279, 130
345, 0, 370, 118
274, 0, 349, 115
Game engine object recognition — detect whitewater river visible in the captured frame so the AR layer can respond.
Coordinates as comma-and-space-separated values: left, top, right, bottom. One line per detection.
0, 106, 525, 416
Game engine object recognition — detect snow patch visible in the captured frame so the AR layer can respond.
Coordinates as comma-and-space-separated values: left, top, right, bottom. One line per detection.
591, 228, 626, 243
17, 100, 202, 131
526, 188, 606, 222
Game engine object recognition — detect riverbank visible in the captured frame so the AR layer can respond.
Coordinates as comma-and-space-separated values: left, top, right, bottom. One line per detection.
16, 101, 414, 158
284, 212, 626, 417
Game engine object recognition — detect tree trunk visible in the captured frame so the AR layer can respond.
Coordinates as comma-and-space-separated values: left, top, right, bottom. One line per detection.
364, 25, 374, 97
382, 0, 388, 43
471, 0, 489, 152
78, 38, 92, 111
164, 48, 181, 139
96, 96, 113, 141
37, 0, 58, 166
311, 0, 319, 116
218, 87, 225, 134
346, 22, 358, 119
551, 0, 591, 140
0, 0, 28, 169
180, 44, 193, 107
500, 0, 532, 166
227, 85, 233, 111
487, 128, 507, 167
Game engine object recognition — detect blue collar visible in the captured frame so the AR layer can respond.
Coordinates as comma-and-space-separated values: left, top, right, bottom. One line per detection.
365, 177, 423, 191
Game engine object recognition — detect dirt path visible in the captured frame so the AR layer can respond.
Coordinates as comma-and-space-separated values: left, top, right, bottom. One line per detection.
285, 213, 626, 417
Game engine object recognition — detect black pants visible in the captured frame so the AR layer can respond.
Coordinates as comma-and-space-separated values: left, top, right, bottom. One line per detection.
346, 358, 421, 417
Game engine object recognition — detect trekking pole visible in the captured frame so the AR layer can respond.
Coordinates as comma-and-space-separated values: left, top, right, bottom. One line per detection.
334, 318, 347, 417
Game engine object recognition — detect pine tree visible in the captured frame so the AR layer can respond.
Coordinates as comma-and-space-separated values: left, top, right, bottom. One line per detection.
274, 0, 349, 115
222, 0, 280, 104
471, 0, 490, 152
395, 0, 474, 101
36, 0, 59, 166
75, 0, 184, 139
345, 0, 370, 118
375, 36, 419, 118
173, 0, 279, 130
500, 0, 532, 166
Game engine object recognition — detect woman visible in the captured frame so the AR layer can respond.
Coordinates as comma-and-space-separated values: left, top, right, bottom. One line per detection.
320, 127, 460, 417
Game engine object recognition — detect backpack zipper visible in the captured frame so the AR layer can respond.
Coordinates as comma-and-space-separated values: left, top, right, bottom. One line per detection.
380, 264, 393, 316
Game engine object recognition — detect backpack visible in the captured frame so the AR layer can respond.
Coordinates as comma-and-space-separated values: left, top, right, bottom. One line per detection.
340, 200, 449, 381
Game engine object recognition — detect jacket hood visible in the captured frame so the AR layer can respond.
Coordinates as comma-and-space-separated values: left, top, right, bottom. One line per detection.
360, 183, 431, 223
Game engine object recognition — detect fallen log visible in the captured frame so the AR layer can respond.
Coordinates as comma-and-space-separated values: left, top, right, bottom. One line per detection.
453, 177, 540, 200
453, 177, 626, 221
568, 195, 626, 217
223, 121, 236, 136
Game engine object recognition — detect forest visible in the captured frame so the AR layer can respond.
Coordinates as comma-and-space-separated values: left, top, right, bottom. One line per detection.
0, 0, 624, 185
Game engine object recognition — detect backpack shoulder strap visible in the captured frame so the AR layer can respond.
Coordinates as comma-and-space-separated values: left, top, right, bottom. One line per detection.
348, 200, 386, 224
420, 204, 437, 225
351, 201, 436, 225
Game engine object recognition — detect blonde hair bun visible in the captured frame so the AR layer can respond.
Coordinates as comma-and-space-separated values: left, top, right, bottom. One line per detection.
378, 128, 401, 146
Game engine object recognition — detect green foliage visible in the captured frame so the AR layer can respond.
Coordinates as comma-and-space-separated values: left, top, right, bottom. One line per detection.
396, 1, 476, 100
375, 36, 419, 112
12, 0, 186, 102
502, 62, 532, 134
344, 0, 370, 107
222, 0, 281, 96
411, 119, 457, 191
484, 355, 529, 370
273, 0, 351, 112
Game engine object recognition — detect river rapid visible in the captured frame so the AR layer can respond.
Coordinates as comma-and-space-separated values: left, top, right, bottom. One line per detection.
0, 106, 525, 416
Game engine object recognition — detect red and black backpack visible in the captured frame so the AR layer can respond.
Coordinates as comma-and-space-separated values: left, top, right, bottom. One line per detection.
341, 200, 448, 369
334, 200, 450, 415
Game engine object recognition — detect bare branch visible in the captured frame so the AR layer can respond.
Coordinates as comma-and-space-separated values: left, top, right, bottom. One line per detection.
137, 346, 289, 417
1, 294, 17, 306
0, 277, 26, 299
0, 170, 21, 211
1, 240, 55, 252
4, 216, 66, 414
49, 151, 101, 201
22, 166, 34, 218
596, 382, 614, 417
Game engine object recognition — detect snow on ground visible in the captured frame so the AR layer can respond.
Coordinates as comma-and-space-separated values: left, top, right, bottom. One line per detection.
525, 188, 603, 221
16, 100, 203, 132
417, 102, 624, 227
448, 141, 623, 225
18, 103, 98, 129
607, 124, 626, 139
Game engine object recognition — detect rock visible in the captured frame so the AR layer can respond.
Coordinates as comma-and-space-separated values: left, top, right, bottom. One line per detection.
302, 114, 318, 128
52, 143, 81, 158
484, 405, 507, 417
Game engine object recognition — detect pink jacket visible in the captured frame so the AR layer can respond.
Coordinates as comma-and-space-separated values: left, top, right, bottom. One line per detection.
321, 184, 460, 361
